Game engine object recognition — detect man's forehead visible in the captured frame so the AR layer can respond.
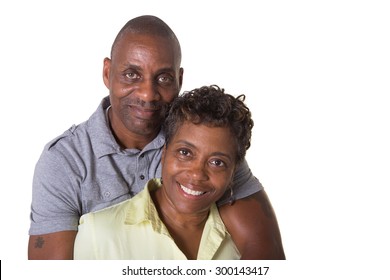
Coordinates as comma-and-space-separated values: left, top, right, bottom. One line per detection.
113, 34, 179, 68
113, 34, 173, 56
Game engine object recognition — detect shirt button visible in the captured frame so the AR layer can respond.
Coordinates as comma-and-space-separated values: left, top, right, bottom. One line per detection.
140, 154, 145, 158
140, 175, 145, 180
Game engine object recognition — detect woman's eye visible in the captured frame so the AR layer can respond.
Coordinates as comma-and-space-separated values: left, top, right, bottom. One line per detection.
179, 149, 190, 156
210, 159, 225, 167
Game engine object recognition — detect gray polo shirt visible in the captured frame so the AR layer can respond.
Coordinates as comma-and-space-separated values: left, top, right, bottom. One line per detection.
29, 96, 262, 235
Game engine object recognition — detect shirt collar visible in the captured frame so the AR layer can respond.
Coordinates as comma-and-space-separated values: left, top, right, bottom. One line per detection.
124, 178, 171, 235
124, 179, 229, 236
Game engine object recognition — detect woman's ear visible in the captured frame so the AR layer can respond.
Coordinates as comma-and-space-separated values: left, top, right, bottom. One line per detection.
161, 144, 167, 165
228, 184, 235, 206
160, 144, 167, 185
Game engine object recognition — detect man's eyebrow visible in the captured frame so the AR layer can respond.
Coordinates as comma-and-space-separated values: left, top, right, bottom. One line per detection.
121, 63, 142, 71
120, 64, 175, 74
157, 67, 175, 73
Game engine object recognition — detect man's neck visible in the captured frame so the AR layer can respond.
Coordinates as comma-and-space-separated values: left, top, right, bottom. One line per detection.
107, 108, 159, 150
113, 127, 157, 150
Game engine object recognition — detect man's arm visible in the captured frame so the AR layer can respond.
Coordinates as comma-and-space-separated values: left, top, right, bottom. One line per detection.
28, 231, 77, 260
219, 190, 285, 260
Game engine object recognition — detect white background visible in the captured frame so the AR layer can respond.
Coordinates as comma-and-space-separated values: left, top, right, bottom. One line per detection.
1, 0, 389, 279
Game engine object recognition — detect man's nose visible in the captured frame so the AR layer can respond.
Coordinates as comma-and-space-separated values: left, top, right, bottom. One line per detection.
137, 80, 159, 103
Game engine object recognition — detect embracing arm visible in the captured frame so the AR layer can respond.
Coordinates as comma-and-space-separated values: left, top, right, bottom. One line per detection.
29, 141, 81, 260
219, 190, 285, 260
28, 231, 77, 260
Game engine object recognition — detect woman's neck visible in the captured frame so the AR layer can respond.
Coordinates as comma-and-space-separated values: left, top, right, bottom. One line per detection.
151, 187, 209, 259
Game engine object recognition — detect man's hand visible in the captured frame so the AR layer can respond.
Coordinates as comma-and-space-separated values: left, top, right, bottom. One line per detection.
219, 190, 285, 260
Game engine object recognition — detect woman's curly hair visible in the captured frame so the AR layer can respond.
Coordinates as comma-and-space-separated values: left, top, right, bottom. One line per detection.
163, 85, 254, 163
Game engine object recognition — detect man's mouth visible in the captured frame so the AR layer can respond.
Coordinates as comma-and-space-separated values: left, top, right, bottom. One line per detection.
130, 106, 159, 119
180, 184, 206, 196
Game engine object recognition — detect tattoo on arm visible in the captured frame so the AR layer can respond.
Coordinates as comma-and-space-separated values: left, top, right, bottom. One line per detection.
34, 237, 45, 249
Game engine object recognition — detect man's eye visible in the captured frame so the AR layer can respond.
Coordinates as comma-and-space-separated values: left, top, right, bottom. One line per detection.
158, 75, 173, 84
125, 72, 139, 79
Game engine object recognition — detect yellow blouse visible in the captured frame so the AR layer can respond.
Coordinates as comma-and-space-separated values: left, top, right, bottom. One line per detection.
74, 178, 241, 260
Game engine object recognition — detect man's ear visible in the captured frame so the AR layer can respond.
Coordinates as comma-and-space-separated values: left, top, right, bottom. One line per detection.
178, 67, 184, 91
103, 57, 111, 90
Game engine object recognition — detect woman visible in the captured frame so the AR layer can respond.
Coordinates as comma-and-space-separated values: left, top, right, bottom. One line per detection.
74, 85, 254, 259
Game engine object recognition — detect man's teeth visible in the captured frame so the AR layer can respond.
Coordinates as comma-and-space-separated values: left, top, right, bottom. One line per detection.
180, 185, 205, 196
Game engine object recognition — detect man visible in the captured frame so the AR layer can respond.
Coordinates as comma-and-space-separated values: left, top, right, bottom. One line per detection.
28, 15, 285, 259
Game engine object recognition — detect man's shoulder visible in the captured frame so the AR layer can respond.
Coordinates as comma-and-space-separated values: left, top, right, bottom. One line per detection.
43, 97, 110, 154
44, 121, 89, 152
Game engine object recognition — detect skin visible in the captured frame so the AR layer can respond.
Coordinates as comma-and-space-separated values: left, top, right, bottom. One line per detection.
152, 122, 238, 259
219, 192, 286, 259
28, 31, 285, 260
28, 231, 76, 260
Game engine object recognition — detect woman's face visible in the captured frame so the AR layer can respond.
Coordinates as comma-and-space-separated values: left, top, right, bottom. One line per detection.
161, 121, 237, 215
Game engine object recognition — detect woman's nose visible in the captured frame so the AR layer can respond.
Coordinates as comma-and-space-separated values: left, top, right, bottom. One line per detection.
188, 161, 209, 181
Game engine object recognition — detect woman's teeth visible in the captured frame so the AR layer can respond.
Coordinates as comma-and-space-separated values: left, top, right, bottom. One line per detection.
180, 184, 205, 196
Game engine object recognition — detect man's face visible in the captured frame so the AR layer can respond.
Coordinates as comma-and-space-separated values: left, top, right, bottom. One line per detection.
161, 121, 237, 215
104, 33, 183, 141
